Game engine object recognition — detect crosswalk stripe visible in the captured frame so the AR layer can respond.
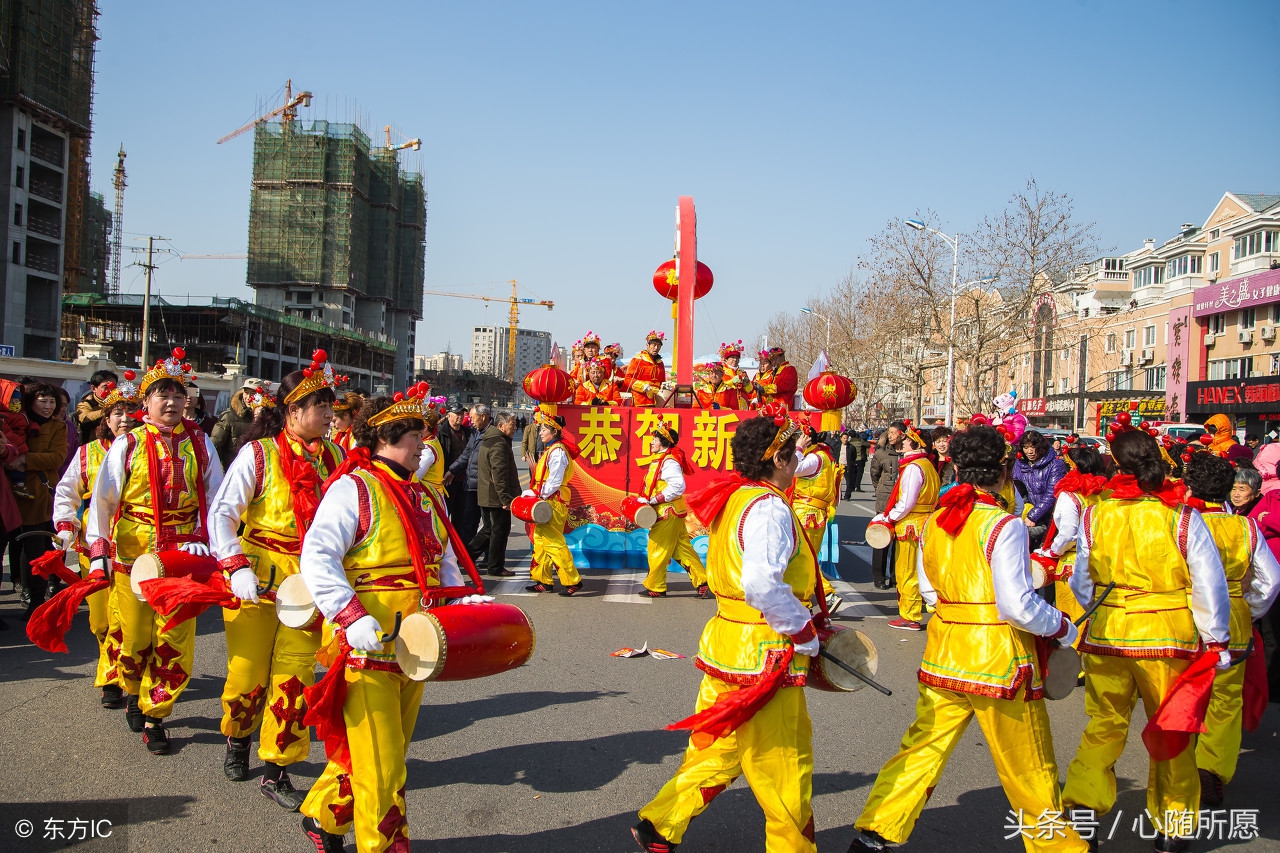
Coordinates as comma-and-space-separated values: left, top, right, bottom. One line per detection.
602, 571, 653, 603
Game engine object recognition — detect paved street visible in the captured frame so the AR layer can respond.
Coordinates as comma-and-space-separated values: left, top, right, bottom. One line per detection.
1, 468, 1277, 852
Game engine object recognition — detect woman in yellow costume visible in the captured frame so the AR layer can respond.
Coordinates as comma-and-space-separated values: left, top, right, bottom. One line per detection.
414, 398, 447, 503
870, 420, 938, 632
85, 347, 224, 755
638, 421, 710, 599
1032, 442, 1109, 632
298, 385, 486, 853
209, 351, 346, 810
792, 427, 842, 614
1063, 430, 1231, 853
633, 403, 821, 853
50, 373, 140, 709
1178, 452, 1278, 809
846, 425, 1087, 853
330, 392, 362, 452
523, 407, 583, 595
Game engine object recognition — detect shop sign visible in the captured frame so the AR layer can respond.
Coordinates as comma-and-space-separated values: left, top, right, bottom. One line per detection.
1016, 398, 1046, 416
1192, 267, 1280, 318
1045, 397, 1075, 414
1187, 376, 1280, 412
1097, 399, 1166, 417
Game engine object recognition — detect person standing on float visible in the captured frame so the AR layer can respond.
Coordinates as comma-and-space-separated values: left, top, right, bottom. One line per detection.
753, 346, 797, 408
792, 426, 844, 615
624, 331, 667, 407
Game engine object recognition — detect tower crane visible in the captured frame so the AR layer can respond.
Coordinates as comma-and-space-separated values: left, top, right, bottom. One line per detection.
383, 125, 421, 153
423, 281, 553, 383
110, 145, 125, 296
217, 79, 312, 145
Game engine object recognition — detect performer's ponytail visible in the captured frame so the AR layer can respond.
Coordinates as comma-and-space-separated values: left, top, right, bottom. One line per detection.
1110, 431, 1166, 492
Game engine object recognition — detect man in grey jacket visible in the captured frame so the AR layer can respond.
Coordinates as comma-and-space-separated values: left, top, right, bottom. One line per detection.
866, 424, 904, 589
468, 412, 519, 577
445, 403, 490, 545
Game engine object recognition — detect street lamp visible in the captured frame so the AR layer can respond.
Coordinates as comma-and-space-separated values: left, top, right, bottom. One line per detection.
799, 307, 831, 349
903, 218, 960, 426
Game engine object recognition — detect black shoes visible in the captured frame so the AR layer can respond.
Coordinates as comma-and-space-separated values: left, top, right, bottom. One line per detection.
559, 583, 582, 597
632, 819, 678, 852
303, 816, 347, 853
260, 767, 306, 811
125, 695, 145, 732
1199, 767, 1224, 806
643, 589, 667, 598
695, 584, 713, 599
846, 829, 889, 852
488, 568, 515, 577
525, 582, 554, 593
100, 684, 125, 709
1154, 833, 1189, 853
224, 736, 251, 781
143, 719, 170, 755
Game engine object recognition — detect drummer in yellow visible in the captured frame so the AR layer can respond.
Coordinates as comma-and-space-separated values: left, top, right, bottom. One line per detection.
634, 403, 820, 853
870, 420, 938, 631
793, 427, 842, 615
208, 352, 344, 809
414, 401, 447, 505
51, 374, 140, 710
298, 387, 482, 853
522, 406, 582, 595
85, 348, 224, 755
1178, 452, 1279, 808
638, 421, 710, 599
846, 425, 1087, 853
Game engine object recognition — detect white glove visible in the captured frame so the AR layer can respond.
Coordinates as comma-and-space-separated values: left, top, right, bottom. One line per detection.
1214, 649, 1232, 671
56, 529, 75, 550
521, 489, 535, 498
345, 614, 385, 652
460, 594, 494, 605
1058, 620, 1079, 648
90, 556, 112, 581
870, 513, 886, 524
179, 541, 211, 557
229, 568, 260, 603
794, 635, 820, 657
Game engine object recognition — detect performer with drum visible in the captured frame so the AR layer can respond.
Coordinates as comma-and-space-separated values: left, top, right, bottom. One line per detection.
330, 391, 362, 452
523, 407, 582, 595
870, 421, 938, 632
637, 421, 709, 599
415, 402, 448, 502
297, 387, 483, 853
1179, 452, 1279, 807
624, 331, 667, 407
85, 348, 224, 755
1032, 442, 1108, 631
208, 353, 345, 809
846, 425, 1087, 853
573, 358, 621, 406
1061, 429, 1231, 853
633, 403, 821, 853
792, 428, 842, 614
50, 373, 140, 709
753, 346, 797, 408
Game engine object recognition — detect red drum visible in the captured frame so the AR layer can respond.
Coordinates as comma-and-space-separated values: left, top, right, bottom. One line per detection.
1030, 552, 1059, 589
620, 496, 658, 529
510, 495, 553, 525
864, 520, 894, 550
130, 550, 218, 602
807, 626, 879, 693
395, 602, 535, 682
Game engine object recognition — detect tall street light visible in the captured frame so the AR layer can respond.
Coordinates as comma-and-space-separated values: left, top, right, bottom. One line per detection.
904, 219, 960, 426
799, 307, 831, 350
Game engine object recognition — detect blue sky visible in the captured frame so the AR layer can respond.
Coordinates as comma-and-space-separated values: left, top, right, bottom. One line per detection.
91, 1, 1280, 361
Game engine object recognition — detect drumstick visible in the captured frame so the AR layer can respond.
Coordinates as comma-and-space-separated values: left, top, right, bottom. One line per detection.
380, 611, 404, 643
819, 650, 893, 697
15, 530, 59, 543
1074, 581, 1116, 627
257, 564, 277, 596
1227, 638, 1255, 668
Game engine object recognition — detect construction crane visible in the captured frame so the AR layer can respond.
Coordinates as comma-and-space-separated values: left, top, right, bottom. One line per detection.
423, 281, 554, 383
384, 125, 421, 153
180, 253, 247, 260
110, 145, 125, 296
217, 79, 312, 145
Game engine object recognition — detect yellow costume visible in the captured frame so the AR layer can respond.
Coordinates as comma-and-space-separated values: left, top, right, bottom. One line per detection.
641, 450, 707, 595
880, 451, 938, 624
639, 481, 818, 852
1062, 487, 1231, 840
792, 444, 839, 600
420, 435, 445, 488
527, 442, 580, 589
855, 494, 1086, 853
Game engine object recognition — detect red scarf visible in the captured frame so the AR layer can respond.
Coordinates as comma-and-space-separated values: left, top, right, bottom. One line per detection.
884, 452, 930, 513
26, 578, 110, 653
1053, 471, 1108, 500
1105, 473, 1184, 507
1141, 647, 1221, 760
686, 473, 751, 527
1181, 496, 1226, 513
275, 430, 336, 536
142, 419, 209, 549
933, 484, 1002, 536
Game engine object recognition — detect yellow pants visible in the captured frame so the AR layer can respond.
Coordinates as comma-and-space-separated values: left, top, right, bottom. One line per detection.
111, 569, 196, 719
301, 666, 425, 853
1194, 660, 1245, 784
894, 538, 922, 622
644, 514, 707, 594
220, 599, 321, 765
530, 500, 580, 586
80, 555, 119, 688
857, 683, 1086, 852
802, 526, 836, 599
639, 676, 815, 852
1062, 654, 1198, 837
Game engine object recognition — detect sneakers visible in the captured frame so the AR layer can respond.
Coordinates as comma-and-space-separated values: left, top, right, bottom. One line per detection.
1199, 768, 1224, 807
631, 819, 678, 852
100, 684, 125, 709
1154, 833, 1189, 853
887, 617, 923, 632
559, 583, 582, 597
846, 829, 889, 852
525, 582, 554, 593
224, 736, 251, 781
303, 816, 347, 853
695, 584, 713, 599
143, 719, 170, 755
125, 695, 145, 732
643, 589, 667, 598
825, 592, 844, 616
260, 768, 306, 811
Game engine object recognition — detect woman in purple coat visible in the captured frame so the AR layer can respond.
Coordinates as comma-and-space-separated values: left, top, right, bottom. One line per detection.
1011, 430, 1066, 551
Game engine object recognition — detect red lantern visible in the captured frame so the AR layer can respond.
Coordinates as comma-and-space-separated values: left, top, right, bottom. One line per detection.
802, 371, 857, 411
652, 259, 714, 301
522, 364, 573, 403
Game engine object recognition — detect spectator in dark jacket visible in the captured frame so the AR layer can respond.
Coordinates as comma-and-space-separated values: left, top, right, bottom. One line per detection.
446, 404, 490, 545
1011, 430, 1066, 551
12, 384, 67, 615
211, 384, 259, 469
931, 426, 957, 490
73, 369, 117, 445
867, 423, 904, 587
468, 413, 519, 577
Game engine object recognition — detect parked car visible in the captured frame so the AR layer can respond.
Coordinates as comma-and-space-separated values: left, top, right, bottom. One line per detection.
1153, 422, 1207, 442
1075, 434, 1111, 455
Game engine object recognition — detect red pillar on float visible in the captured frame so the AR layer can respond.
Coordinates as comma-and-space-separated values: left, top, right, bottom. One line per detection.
675, 196, 696, 388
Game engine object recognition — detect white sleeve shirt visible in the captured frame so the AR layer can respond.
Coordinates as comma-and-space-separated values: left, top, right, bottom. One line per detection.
209, 442, 259, 562
886, 462, 923, 522
740, 493, 814, 637
415, 442, 438, 481
538, 445, 569, 498
794, 450, 823, 479
52, 451, 84, 531
1046, 492, 1081, 557
990, 519, 1067, 637
657, 457, 686, 503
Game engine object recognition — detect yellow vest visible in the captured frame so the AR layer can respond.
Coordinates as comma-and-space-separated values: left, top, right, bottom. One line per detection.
533, 443, 574, 503
1079, 497, 1200, 659
68, 439, 110, 564
643, 452, 688, 519
697, 484, 815, 684
421, 435, 445, 488
1199, 507, 1257, 650
893, 455, 940, 541
920, 502, 1042, 699
114, 422, 209, 566
793, 447, 837, 531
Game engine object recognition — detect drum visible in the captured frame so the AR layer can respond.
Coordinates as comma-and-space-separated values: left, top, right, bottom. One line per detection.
395, 601, 535, 683
275, 573, 318, 629
1030, 552, 1058, 589
1043, 643, 1081, 700
807, 627, 879, 693
864, 520, 894, 550
130, 550, 218, 602
620, 496, 658, 529
511, 495, 553, 525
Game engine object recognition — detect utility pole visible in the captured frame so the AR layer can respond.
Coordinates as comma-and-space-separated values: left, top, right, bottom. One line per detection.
129, 236, 171, 370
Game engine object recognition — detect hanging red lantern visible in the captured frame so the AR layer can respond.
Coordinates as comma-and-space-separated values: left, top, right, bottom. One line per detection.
802, 371, 857, 411
522, 364, 573, 404
652, 259, 714, 301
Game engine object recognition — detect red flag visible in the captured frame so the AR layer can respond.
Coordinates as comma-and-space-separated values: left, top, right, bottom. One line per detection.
1243, 627, 1269, 732
142, 573, 237, 632
1141, 649, 1219, 761
26, 578, 109, 653
666, 648, 794, 749
29, 549, 82, 587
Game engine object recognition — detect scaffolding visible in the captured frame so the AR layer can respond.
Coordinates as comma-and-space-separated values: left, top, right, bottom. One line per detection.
0, 0, 97, 133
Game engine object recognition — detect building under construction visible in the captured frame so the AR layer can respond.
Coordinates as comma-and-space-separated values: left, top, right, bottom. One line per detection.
0, 0, 101, 358
246, 119, 425, 389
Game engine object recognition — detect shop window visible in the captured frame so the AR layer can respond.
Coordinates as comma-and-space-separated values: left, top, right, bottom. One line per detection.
1125, 329, 1136, 349
1209, 357, 1254, 381
1241, 308, 1257, 330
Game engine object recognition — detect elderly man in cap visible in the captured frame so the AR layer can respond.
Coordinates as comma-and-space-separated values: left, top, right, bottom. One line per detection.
212, 378, 266, 470
439, 402, 474, 521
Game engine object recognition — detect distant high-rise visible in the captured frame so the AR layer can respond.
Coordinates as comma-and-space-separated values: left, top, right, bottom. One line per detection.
471, 326, 551, 388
